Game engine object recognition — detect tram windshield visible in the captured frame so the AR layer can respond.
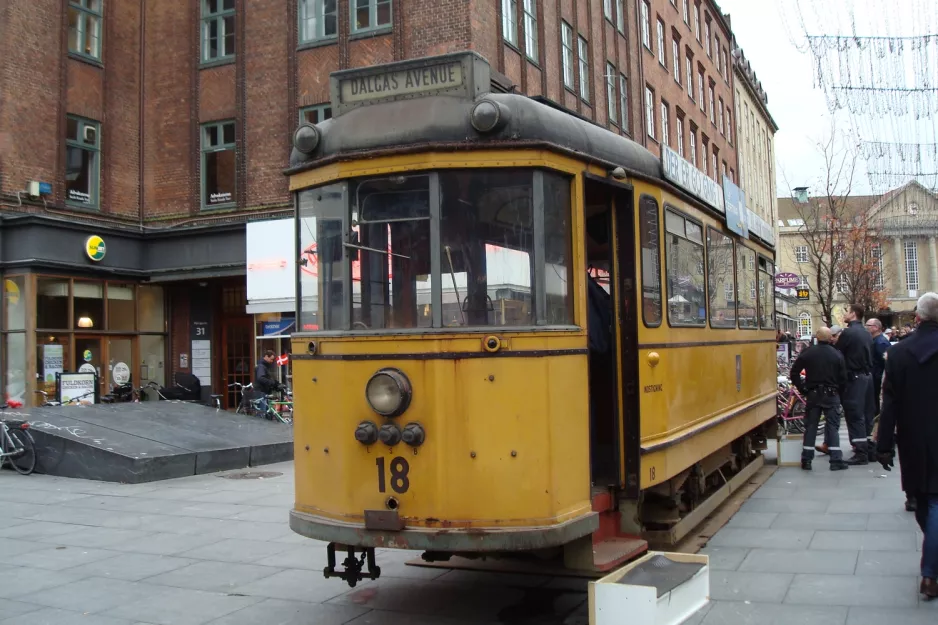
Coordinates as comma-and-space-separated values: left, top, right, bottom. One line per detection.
297, 168, 574, 332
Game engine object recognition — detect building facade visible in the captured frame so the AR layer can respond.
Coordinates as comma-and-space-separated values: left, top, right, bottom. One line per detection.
0, 0, 763, 407
777, 181, 938, 338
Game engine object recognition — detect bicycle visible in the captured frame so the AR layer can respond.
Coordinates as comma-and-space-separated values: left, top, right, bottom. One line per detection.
34, 389, 98, 407
1, 401, 36, 475
232, 382, 291, 424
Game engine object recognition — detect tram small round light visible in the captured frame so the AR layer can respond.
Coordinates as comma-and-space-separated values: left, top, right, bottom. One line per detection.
293, 123, 321, 155
401, 423, 426, 447
470, 100, 502, 133
365, 368, 412, 417
378, 423, 402, 446
354, 421, 379, 445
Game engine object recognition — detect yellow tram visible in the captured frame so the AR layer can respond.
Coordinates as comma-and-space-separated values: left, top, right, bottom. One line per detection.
286, 52, 777, 586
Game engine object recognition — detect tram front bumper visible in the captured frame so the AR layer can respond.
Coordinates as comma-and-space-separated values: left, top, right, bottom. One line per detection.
290, 509, 599, 552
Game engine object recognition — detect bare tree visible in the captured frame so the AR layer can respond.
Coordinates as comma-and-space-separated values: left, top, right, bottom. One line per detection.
839, 213, 889, 318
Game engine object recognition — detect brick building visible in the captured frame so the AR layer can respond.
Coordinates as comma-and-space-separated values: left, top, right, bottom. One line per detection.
0, 0, 756, 407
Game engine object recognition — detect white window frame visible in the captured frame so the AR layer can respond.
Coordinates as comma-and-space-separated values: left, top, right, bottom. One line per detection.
502, 0, 518, 46
657, 19, 666, 66
711, 151, 717, 181
795, 246, 808, 263
708, 84, 715, 123
68, 0, 103, 61
689, 129, 697, 165
905, 239, 919, 291
606, 63, 618, 126
872, 244, 884, 289
522, 0, 538, 61
645, 87, 655, 139
661, 102, 670, 146
694, 3, 700, 41
683, 0, 689, 24
619, 74, 629, 131
201, 0, 235, 63
299, 0, 338, 43
697, 70, 705, 111
561, 22, 575, 90
718, 97, 725, 135
578, 36, 590, 101
685, 55, 693, 98
604, 0, 613, 20
705, 19, 711, 57
798, 312, 812, 338
672, 39, 681, 83
616, 0, 625, 33
350, 0, 391, 34
299, 104, 332, 125
641, 1, 651, 49
677, 116, 685, 157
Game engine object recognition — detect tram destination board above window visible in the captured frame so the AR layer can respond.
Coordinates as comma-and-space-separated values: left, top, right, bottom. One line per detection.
329, 51, 492, 116
660, 145, 725, 215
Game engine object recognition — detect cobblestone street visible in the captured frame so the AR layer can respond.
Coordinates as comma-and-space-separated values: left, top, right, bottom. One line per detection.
1, 454, 935, 625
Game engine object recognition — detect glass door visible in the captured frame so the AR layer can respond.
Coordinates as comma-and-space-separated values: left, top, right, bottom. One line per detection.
74, 336, 104, 398
106, 337, 134, 396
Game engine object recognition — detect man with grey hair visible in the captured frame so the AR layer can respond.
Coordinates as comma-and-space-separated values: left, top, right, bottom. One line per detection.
875, 292, 938, 600
865, 317, 890, 417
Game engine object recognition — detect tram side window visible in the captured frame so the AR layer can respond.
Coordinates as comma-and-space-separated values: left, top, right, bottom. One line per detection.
707, 228, 736, 328
542, 172, 574, 325
438, 170, 535, 327
736, 246, 758, 328
665, 209, 705, 326
298, 183, 348, 331
351, 175, 432, 330
639, 195, 662, 326
758, 256, 775, 329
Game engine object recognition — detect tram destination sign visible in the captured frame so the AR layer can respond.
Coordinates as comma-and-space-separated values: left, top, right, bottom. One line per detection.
330, 52, 491, 116
661, 146, 725, 215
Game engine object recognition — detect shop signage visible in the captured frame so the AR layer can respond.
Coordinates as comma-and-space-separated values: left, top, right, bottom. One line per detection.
722, 175, 749, 239
190, 292, 212, 386
662, 146, 725, 214
57, 371, 97, 405
4, 279, 20, 305
79, 363, 96, 374
339, 61, 464, 105
82, 349, 93, 362
775, 272, 800, 288
38, 181, 53, 195
797, 288, 810, 301
112, 362, 131, 385
262, 319, 296, 336
85, 235, 106, 262
42, 344, 64, 383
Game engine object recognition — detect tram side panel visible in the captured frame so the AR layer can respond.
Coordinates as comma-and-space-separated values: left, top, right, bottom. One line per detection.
291, 338, 593, 534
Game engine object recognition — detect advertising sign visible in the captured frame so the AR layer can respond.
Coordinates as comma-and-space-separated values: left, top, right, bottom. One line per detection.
84, 235, 106, 262
57, 372, 98, 405
722, 175, 749, 239
661, 146, 726, 214
112, 362, 131, 385
797, 288, 810, 301
775, 272, 800, 288
42, 344, 64, 384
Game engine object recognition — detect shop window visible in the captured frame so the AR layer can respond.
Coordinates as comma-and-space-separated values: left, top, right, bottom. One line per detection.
300, 104, 332, 125
3, 333, 26, 403
201, 0, 235, 63
37, 278, 70, 330
737, 246, 757, 328
139, 335, 166, 388
201, 120, 236, 209
639, 195, 662, 327
299, 0, 337, 44
107, 283, 135, 331
4, 276, 26, 331
73, 281, 104, 330
66, 116, 100, 208
37, 335, 69, 398
352, 0, 391, 34
707, 228, 735, 328
68, 0, 102, 61
665, 208, 705, 326
138, 285, 165, 332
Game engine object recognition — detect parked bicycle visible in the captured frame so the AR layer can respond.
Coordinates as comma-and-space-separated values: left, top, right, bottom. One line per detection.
230, 382, 291, 424
34, 389, 98, 407
1, 401, 36, 475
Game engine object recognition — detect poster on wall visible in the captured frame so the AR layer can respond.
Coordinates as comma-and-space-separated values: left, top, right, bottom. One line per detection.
56, 372, 98, 405
42, 344, 64, 384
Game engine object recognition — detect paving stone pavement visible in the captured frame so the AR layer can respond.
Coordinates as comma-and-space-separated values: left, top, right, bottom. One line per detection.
0, 438, 933, 624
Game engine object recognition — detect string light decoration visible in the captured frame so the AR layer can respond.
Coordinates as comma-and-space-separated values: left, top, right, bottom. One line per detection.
780, 0, 938, 192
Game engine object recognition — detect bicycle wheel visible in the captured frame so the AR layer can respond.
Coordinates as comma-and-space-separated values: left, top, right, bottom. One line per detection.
6, 428, 36, 475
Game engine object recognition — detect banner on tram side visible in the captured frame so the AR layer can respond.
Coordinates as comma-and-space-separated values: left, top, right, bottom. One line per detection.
661, 146, 726, 215
722, 175, 749, 239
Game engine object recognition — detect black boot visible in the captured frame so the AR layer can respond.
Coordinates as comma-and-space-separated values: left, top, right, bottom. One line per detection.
801, 459, 812, 471
906, 495, 917, 512
846, 453, 869, 466
830, 460, 849, 471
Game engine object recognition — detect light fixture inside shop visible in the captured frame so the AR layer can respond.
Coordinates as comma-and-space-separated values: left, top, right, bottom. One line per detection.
77, 317, 94, 328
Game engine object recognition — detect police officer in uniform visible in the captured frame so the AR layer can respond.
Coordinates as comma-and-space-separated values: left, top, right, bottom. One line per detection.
790, 326, 849, 471
836, 304, 875, 464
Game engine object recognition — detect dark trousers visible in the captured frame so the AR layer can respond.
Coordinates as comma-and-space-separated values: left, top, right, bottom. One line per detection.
914, 495, 938, 579
872, 371, 883, 416
802, 392, 844, 462
843, 373, 872, 456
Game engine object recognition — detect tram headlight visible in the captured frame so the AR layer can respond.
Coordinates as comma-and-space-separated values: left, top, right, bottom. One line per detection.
470, 99, 509, 133
365, 368, 412, 417
293, 123, 321, 155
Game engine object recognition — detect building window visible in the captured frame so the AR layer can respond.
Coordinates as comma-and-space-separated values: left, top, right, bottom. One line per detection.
68, 1, 103, 61
578, 36, 590, 101
657, 19, 666, 66
708, 84, 715, 123
705, 18, 711, 56
714, 35, 720, 64
299, 0, 338, 43
616, 0, 625, 32
561, 22, 574, 89
641, 1, 651, 49
606, 63, 617, 125
353, 0, 392, 34
683, 0, 689, 24
701, 136, 709, 174
697, 69, 705, 111
619, 75, 629, 131
798, 312, 812, 338
689, 127, 697, 165
661, 102, 670, 146
905, 239, 919, 291
694, 3, 700, 41
672, 38, 681, 83
645, 87, 655, 139
685, 53, 693, 98
677, 115, 685, 157
523, 0, 538, 60
201, 0, 235, 63
835, 273, 848, 294
604, 0, 613, 20
711, 150, 718, 182
708, 228, 736, 328
201, 120, 236, 209
721, 161, 726, 180
65, 116, 100, 208
300, 104, 332, 125
872, 244, 884, 289
639, 195, 662, 327
666, 209, 705, 326
726, 106, 733, 144
718, 97, 725, 134
722, 49, 729, 80
502, 0, 518, 45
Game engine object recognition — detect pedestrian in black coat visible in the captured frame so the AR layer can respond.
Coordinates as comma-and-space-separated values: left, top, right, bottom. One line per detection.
876, 292, 938, 600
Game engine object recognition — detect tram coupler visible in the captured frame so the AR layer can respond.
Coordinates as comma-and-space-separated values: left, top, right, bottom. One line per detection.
323, 543, 381, 588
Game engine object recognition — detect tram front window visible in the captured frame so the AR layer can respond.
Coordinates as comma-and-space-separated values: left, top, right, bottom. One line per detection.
296, 168, 574, 331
